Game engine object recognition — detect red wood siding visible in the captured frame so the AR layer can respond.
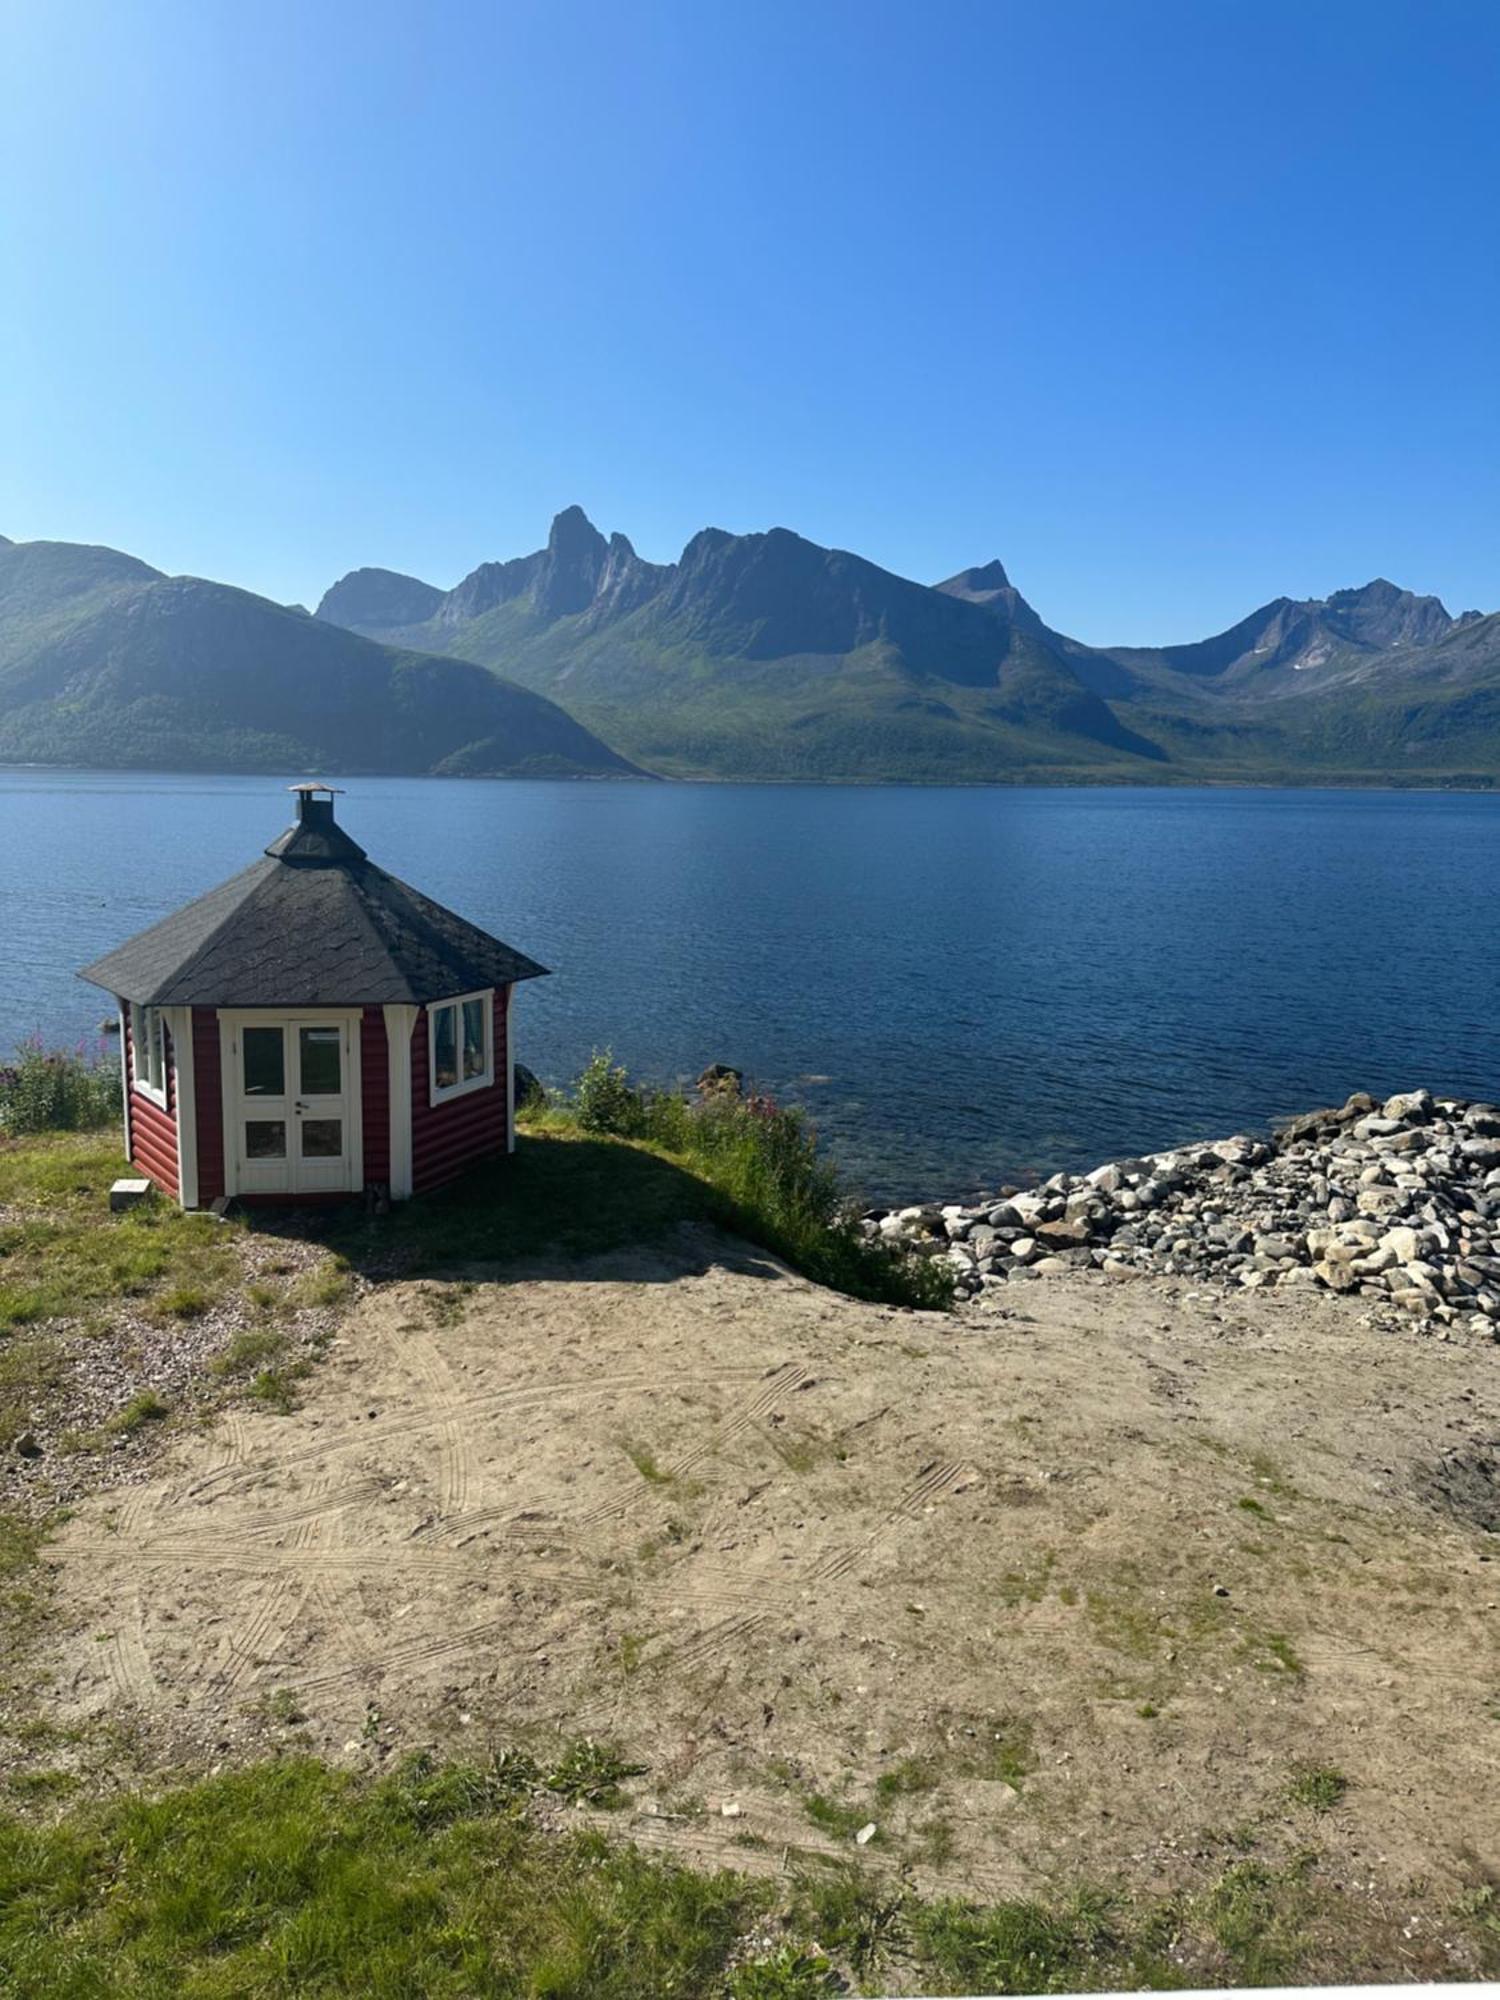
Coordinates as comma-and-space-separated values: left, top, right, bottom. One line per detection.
193, 1008, 225, 1206
410, 989, 509, 1194
361, 1008, 390, 1187
126, 1010, 178, 1200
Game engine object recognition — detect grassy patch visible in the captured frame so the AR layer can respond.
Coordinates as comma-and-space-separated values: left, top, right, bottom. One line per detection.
1253, 1630, 1306, 1678
0, 1757, 755, 1997
729, 1946, 839, 1997
0, 1135, 247, 1450
621, 1440, 672, 1485
1287, 1765, 1349, 1812
790, 1868, 907, 1979
544, 1738, 645, 1809
0, 1137, 238, 1338
154, 1282, 211, 1321
874, 1755, 937, 1805
212, 1326, 291, 1379
1202, 1853, 1319, 1984
911, 1886, 1126, 1994
0, 1754, 1471, 1991
292, 1259, 355, 1310
0, 1509, 56, 1675
250, 1363, 312, 1414
104, 1391, 169, 1436
802, 1791, 872, 1842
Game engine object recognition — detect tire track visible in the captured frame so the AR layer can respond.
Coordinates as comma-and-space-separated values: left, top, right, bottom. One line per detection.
287, 1613, 514, 1695
810, 1458, 975, 1583
208, 1577, 312, 1695
184, 1480, 387, 1543
573, 1611, 768, 1727
70, 1539, 607, 1589
401, 1333, 479, 1515
647, 1610, 767, 1679
101, 1591, 154, 1703
413, 1365, 790, 1547
573, 1362, 817, 1532
184, 1369, 762, 1504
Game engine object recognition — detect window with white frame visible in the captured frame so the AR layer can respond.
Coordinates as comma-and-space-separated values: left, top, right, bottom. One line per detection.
129, 1002, 168, 1106
428, 990, 492, 1103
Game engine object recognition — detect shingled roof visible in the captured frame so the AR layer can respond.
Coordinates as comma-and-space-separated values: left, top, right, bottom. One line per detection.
79, 788, 549, 1007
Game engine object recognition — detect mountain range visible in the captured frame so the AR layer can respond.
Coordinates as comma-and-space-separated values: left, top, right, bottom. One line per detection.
1, 514, 1496, 784
0, 535, 637, 777
316, 508, 1500, 785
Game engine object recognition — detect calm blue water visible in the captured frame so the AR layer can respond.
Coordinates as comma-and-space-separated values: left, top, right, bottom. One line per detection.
2, 771, 1497, 1201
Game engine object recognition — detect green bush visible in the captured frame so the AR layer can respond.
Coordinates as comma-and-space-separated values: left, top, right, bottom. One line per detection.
574, 1049, 646, 1136
0, 1037, 121, 1136
554, 1055, 953, 1312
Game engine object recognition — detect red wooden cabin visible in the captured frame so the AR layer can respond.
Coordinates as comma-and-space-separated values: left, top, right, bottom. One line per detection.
80, 785, 547, 1207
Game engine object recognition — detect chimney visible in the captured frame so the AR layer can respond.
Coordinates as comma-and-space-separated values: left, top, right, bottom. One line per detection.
266, 782, 366, 865
289, 781, 343, 830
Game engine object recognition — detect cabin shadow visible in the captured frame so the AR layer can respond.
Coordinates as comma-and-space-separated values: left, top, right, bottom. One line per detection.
243, 1132, 786, 1289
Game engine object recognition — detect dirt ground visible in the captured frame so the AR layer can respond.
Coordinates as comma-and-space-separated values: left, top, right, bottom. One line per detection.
33, 1226, 1500, 1935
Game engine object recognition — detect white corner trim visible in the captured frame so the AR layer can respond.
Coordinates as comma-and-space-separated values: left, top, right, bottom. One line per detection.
166, 1006, 198, 1210
426, 988, 495, 1108
505, 985, 515, 1154
117, 999, 132, 1161
384, 1004, 419, 1200
217, 1012, 238, 1199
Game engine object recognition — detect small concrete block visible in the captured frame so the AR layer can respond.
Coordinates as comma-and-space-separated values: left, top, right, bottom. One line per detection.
110, 1178, 153, 1213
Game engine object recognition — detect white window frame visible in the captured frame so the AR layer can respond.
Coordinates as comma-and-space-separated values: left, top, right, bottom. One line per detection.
427, 989, 493, 1106
129, 1002, 169, 1109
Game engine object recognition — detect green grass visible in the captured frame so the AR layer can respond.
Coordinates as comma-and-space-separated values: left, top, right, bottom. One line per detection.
0, 1136, 243, 1450
212, 1326, 292, 1379
0, 1150, 235, 1329
621, 1440, 672, 1485
0, 1510, 55, 1678
802, 1792, 872, 1842
104, 1391, 170, 1436
1287, 1765, 1349, 1813
250, 1363, 313, 1414
0, 1753, 1479, 1993
0, 1757, 751, 1996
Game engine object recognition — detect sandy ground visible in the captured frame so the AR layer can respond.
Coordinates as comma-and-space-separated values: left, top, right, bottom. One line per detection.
33, 1226, 1500, 1928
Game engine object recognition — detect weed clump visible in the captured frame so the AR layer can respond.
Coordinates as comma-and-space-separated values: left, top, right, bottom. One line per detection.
1287, 1764, 1349, 1812
0, 1037, 120, 1137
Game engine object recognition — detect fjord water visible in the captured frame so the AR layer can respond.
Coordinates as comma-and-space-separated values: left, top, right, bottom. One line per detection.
2, 771, 1497, 1202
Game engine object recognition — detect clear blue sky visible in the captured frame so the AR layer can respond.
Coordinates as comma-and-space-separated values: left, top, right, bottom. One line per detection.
3, 0, 1497, 643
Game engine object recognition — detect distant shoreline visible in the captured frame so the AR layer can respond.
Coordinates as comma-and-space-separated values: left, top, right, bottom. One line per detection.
1, 761, 1497, 794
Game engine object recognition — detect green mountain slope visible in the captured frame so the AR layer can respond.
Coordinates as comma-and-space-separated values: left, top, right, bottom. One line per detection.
321, 509, 1500, 784
0, 539, 642, 778
319, 509, 1165, 781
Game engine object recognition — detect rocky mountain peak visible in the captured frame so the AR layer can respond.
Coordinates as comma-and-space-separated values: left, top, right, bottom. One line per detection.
546, 505, 607, 559
941, 558, 1011, 594
533, 506, 610, 618
1317, 578, 1453, 650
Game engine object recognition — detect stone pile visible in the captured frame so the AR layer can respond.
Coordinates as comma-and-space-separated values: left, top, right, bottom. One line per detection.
864, 1090, 1500, 1336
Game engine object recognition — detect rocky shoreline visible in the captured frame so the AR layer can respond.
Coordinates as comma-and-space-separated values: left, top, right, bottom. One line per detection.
862, 1089, 1500, 1336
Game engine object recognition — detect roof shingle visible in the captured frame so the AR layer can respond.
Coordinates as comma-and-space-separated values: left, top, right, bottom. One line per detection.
79, 797, 548, 1006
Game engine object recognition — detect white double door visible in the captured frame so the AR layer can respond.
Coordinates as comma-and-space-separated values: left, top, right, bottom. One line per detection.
223, 1011, 362, 1196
